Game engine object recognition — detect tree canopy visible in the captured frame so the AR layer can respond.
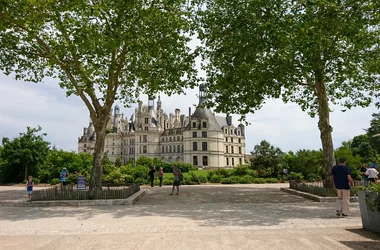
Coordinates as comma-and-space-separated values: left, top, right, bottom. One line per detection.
195, 0, 380, 186
0, 126, 50, 183
0, 0, 197, 191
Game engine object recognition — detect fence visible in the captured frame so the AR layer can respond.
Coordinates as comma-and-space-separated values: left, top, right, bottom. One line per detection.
289, 181, 361, 197
31, 183, 140, 201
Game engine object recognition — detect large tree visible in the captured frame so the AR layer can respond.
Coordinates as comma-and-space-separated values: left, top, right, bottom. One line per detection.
0, 0, 197, 192
196, 0, 380, 187
366, 113, 380, 154
0, 126, 50, 183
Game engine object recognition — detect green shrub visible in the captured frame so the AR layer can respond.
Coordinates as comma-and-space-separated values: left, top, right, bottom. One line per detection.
32, 177, 40, 185
239, 175, 254, 184
124, 175, 134, 184
264, 178, 278, 183
120, 165, 135, 175
210, 175, 222, 183
216, 168, 232, 177
288, 172, 304, 182
198, 175, 208, 183
257, 168, 274, 178
220, 177, 232, 184
221, 176, 241, 184
252, 178, 266, 184
233, 165, 250, 176
249, 170, 259, 178
50, 178, 61, 185
163, 179, 173, 185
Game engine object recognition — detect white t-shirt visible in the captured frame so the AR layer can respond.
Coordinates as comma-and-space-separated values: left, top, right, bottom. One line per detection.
365, 168, 379, 179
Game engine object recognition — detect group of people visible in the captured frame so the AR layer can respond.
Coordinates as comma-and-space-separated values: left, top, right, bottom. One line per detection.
148, 165, 183, 195
25, 167, 70, 201
332, 158, 378, 217
360, 162, 379, 186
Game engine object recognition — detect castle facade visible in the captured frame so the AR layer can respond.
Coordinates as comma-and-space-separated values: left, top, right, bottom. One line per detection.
78, 86, 246, 168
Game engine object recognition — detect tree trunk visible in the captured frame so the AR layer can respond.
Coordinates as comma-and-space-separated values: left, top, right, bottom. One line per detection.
24, 163, 28, 181
89, 117, 108, 195
315, 78, 335, 188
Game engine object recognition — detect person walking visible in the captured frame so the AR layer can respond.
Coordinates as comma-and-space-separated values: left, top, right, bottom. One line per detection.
170, 165, 182, 195
332, 158, 354, 217
158, 167, 164, 187
60, 167, 69, 186
26, 176, 34, 202
365, 164, 379, 183
148, 166, 156, 187
360, 162, 369, 187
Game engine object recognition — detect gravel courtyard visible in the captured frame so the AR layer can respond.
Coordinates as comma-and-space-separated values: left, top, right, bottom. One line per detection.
0, 184, 379, 250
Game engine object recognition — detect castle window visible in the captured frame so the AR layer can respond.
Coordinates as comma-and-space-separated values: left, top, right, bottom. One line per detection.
225, 137, 228, 142
192, 132, 197, 138
182, 145, 184, 152
166, 146, 168, 153
177, 136, 180, 141
170, 137, 172, 142
169, 145, 172, 153
225, 145, 228, 153
202, 142, 208, 151
231, 138, 233, 143
193, 156, 198, 166
193, 142, 198, 151
231, 146, 234, 154
112, 152, 114, 155
238, 131, 240, 136
232, 158, 235, 166
145, 118, 149, 124
162, 146, 164, 153
143, 135, 147, 142
192, 122, 197, 128
202, 122, 207, 128
84, 144, 87, 148
145, 126, 148, 130
173, 136, 176, 142
238, 138, 241, 143
226, 157, 229, 166
202, 156, 208, 166
84, 149, 87, 152
224, 129, 227, 134
162, 138, 164, 142
239, 158, 242, 165
113, 143, 114, 146
174, 145, 176, 153
177, 145, 180, 153
121, 152, 123, 155
143, 146, 147, 154
239, 147, 242, 154
202, 132, 207, 138
231, 130, 233, 134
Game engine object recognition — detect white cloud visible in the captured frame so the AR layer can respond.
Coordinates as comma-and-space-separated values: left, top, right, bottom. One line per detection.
0, 73, 378, 153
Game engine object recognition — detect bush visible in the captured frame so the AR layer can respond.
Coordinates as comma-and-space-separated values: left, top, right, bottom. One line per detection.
288, 172, 304, 182
198, 175, 208, 183
215, 168, 232, 177
252, 178, 266, 184
306, 173, 322, 182
264, 178, 278, 183
209, 175, 222, 183
257, 168, 274, 178
124, 175, 134, 184
220, 176, 241, 184
50, 178, 61, 185
239, 175, 254, 184
32, 177, 40, 185
233, 165, 250, 176
163, 179, 173, 185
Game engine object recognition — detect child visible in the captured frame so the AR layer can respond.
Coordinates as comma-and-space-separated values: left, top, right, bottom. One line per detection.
26, 176, 34, 201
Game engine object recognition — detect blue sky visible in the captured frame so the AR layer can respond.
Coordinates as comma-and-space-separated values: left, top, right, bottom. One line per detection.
0, 72, 378, 153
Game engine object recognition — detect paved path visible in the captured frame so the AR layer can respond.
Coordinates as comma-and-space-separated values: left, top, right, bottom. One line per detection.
0, 184, 379, 250
0, 186, 49, 201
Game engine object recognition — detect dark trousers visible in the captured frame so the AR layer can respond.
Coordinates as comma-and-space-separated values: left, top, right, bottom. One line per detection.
150, 177, 154, 187
159, 177, 163, 187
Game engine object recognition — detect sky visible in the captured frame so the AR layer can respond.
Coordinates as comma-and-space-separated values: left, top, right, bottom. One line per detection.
0, 72, 378, 153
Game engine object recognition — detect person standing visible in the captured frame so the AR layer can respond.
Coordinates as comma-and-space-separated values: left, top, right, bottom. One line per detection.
60, 167, 69, 186
365, 164, 379, 183
360, 162, 369, 187
26, 176, 34, 202
148, 166, 156, 187
332, 158, 354, 217
170, 165, 182, 195
158, 167, 164, 187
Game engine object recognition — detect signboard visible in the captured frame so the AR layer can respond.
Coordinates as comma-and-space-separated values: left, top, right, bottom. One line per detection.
77, 176, 86, 190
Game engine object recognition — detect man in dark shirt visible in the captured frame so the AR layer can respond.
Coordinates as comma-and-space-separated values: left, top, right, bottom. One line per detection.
331, 158, 354, 217
359, 162, 368, 187
148, 166, 156, 187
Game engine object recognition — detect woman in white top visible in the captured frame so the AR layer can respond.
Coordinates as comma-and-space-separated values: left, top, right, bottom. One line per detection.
365, 165, 379, 183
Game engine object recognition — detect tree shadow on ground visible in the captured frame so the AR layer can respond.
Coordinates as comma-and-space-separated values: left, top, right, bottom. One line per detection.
339, 228, 380, 250
0, 186, 361, 228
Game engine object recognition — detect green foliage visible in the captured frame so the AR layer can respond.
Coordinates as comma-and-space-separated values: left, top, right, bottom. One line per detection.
50, 178, 61, 185
0, 126, 50, 183
0, 0, 198, 190
250, 140, 284, 177
366, 113, 380, 154
251, 178, 266, 184
233, 165, 250, 176
209, 175, 222, 183
115, 157, 122, 168
264, 178, 278, 184
283, 150, 324, 179
196, 0, 380, 188
38, 149, 93, 184
350, 134, 377, 162
288, 172, 304, 182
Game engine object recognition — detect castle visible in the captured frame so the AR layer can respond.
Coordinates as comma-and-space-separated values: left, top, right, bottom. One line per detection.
78, 85, 246, 168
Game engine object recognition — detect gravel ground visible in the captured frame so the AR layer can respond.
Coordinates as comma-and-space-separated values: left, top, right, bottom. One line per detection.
0, 184, 379, 250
